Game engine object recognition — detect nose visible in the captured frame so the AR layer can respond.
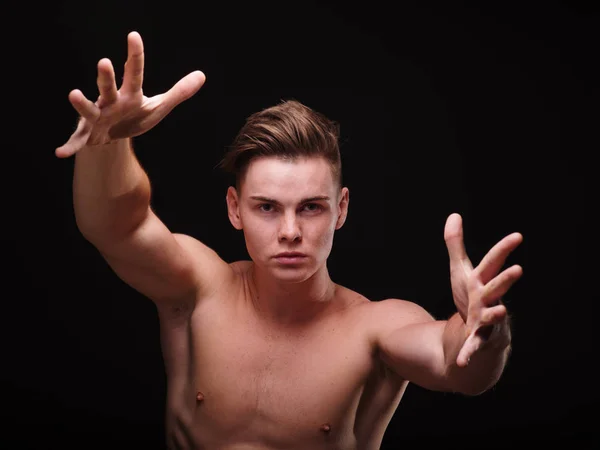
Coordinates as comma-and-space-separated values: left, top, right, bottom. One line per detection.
278, 212, 302, 242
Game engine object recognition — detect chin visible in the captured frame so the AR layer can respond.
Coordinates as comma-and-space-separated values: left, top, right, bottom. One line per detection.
270, 266, 313, 284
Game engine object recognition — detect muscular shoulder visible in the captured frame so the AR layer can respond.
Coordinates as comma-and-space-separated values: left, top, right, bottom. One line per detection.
373, 298, 435, 324
351, 297, 435, 352
347, 291, 433, 323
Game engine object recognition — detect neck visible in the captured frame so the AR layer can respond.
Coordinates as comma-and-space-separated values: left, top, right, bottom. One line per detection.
248, 263, 336, 325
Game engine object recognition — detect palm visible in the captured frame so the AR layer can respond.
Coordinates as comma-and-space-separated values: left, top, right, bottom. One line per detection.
56, 31, 205, 158
86, 93, 157, 144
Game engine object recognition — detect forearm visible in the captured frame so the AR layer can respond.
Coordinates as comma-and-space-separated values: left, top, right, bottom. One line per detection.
73, 138, 151, 244
443, 313, 511, 395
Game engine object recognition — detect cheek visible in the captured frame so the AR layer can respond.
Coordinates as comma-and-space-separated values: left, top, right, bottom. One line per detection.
311, 217, 337, 245
242, 215, 277, 245
320, 228, 336, 246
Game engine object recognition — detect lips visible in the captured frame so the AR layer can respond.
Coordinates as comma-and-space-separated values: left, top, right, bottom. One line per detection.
274, 252, 308, 264
275, 252, 307, 257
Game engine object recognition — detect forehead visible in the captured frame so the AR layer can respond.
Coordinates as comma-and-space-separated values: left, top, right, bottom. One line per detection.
241, 156, 336, 199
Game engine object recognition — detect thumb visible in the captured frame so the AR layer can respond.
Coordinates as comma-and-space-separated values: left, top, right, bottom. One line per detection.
444, 213, 469, 265
162, 70, 206, 112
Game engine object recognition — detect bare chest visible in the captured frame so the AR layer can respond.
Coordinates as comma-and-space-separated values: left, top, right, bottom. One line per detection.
185, 304, 375, 446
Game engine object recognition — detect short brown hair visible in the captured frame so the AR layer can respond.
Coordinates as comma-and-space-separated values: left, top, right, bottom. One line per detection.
218, 99, 342, 191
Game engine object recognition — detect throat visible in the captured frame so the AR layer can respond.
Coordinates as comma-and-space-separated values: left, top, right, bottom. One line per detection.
246, 265, 337, 325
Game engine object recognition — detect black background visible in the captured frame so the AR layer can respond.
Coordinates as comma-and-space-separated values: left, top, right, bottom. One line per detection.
3, 1, 598, 448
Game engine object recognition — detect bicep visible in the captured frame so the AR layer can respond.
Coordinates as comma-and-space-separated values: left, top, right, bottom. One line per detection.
96, 209, 234, 305
374, 299, 451, 392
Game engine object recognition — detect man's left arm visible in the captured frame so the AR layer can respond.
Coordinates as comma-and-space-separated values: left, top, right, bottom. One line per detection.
375, 213, 522, 395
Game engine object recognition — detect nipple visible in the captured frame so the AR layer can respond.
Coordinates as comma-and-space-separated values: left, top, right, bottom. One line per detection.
320, 423, 331, 433
196, 391, 204, 402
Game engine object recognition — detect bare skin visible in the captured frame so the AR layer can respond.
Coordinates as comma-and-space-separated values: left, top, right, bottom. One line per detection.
159, 265, 408, 450
59, 32, 523, 449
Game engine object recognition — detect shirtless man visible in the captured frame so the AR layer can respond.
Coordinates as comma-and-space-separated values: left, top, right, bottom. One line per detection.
56, 32, 523, 450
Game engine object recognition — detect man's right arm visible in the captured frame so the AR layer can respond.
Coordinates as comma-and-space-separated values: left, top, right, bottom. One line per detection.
59, 32, 227, 307
73, 138, 234, 306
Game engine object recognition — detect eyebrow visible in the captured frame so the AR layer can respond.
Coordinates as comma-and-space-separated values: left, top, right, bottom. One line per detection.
249, 195, 331, 205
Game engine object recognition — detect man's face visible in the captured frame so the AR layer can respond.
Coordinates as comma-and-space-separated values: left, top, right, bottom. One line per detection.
226, 156, 349, 283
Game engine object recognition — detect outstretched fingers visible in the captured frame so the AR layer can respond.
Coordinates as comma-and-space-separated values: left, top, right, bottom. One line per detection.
96, 58, 118, 106
456, 333, 480, 367
480, 304, 508, 325
475, 233, 523, 285
481, 264, 523, 306
122, 31, 145, 93
55, 118, 92, 158
68, 89, 100, 122
55, 89, 99, 158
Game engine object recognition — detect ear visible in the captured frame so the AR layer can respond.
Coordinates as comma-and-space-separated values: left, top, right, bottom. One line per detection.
335, 187, 349, 230
226, 186, 243, 230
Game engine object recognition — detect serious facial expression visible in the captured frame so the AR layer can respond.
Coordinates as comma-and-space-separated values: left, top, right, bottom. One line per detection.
227, 156, 349, 283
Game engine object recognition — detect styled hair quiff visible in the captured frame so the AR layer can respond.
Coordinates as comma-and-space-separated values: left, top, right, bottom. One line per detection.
218, 99, 342, 190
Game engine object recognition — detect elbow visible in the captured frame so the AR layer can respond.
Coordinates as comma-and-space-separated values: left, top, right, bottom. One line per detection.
449, 374, 500, 396
445, 363, 505, 396
455, 381, 496, 396
448, 343, 511, 396
77, 195, 152, 243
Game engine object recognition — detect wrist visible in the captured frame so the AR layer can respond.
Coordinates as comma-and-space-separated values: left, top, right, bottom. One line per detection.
82, 137, 131, 153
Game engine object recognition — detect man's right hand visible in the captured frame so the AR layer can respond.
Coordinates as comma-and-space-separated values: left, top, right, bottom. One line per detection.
56, 31, 206, 158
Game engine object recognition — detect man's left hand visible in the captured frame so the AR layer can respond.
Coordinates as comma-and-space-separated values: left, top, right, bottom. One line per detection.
444, 213, 523, 367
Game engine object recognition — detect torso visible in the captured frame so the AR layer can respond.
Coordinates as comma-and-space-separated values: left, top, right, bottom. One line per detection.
157, 261, 409, 450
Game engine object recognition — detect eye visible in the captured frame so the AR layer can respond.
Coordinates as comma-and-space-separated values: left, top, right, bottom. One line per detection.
302, 203, 322, 212
259, 203, 275, 213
